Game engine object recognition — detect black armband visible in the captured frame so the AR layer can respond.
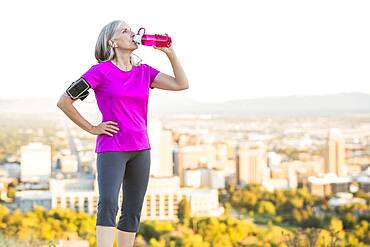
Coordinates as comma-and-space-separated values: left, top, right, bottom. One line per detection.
66, 77, 91, 100
78, 90, 90, 101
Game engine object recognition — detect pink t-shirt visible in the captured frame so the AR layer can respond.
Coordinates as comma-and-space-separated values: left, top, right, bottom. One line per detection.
81, 60, 160, 153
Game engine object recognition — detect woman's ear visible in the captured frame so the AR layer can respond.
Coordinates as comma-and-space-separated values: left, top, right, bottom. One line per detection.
109, 40, 117, 48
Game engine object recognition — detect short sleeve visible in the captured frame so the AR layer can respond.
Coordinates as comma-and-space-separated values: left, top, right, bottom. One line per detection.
144, 64, 160, 89
81, 64, 103, 90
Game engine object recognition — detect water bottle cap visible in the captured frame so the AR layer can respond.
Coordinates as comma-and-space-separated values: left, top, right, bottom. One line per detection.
133, 34, 142, 44
133, 27, 146, 45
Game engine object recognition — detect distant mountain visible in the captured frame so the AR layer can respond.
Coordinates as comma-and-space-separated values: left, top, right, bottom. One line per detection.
150, 92, 370, 115
0, 98, 60, 115
214, 93, 370, 115
0, 93, 370, 116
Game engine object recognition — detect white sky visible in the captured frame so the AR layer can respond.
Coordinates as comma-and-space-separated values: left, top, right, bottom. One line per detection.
0, 0, 369, 103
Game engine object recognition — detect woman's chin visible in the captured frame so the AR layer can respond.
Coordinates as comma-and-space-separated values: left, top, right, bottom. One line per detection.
130, 44, 138, 51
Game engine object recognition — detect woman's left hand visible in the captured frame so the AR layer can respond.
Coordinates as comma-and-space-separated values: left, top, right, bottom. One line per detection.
153, 33, 174, 55
153, 45, 174, 55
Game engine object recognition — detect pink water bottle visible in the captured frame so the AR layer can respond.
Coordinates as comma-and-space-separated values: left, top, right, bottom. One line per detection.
133, 27, 172, 48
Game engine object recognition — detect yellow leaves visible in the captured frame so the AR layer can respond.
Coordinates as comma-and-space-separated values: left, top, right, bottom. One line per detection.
39, 223, 53, 240
182, 233, 210, 247
0, 207, 95, 245
0, 205, 9, 218
261, 225, 290, 245
0, 205, 9, 230
257, 201, 276, 216
150, 221, 174, 233
328, 217, 343, 233
17, 227, 31, 241
149, 237, 166, 247
354, 220, 369, 239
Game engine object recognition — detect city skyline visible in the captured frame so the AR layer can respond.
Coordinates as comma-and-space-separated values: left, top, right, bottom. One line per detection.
1, 111, 369, 245
0, 0, 369, 103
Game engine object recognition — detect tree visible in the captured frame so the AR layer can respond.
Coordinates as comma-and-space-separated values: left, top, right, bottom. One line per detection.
223, 202, 231, 216
7, 187, 16, 199
257, 201, 276, 216
342, 212, 356, 229
4, 209, 23, 237
328, 217, 345, 245
226, 217, 252, 245
177, 198, 190, 226
0, 205, 9, 229
139, 220, 173, 243
140, 222, 160, 242
182, 233, 210, 247
149, 238, 166, 247
353, 220, 369, 244
197, 217, 233, 246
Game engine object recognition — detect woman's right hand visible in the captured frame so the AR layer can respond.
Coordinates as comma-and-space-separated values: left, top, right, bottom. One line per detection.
89, 121, 119, 137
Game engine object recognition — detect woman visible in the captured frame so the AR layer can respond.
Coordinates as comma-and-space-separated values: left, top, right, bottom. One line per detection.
57, 20, 188, 247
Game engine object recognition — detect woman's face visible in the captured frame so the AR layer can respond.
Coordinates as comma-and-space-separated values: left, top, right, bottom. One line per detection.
110, 22, 138, 51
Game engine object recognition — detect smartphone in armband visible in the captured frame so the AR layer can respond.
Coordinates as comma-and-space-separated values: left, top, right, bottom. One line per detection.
66, 78, 91, 100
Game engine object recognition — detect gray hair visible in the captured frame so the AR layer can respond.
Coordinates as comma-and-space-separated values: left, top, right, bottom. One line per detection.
94, 20, 141, 65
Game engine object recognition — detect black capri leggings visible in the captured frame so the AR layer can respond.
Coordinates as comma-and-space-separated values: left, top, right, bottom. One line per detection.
96, 149, 151, 233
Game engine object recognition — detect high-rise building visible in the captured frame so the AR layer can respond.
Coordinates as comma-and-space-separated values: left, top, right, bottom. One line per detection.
237, 142, 268, 186
209, 169, 225, 189
183, 169, 202, 187
148, 119, 174, 177
51, 177, 97, 214
325, 129, 345, 176
183, 168, 225, 189
215, 143, 228, 162
15, 191, 52, 212
141, 176, 224, 221
173, 145, 180, 176
177, 145, 217, 185
49, 177, 96, 192
60, 155, 78, 174
308, 174, 351, 197
20, 142, 51, 183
